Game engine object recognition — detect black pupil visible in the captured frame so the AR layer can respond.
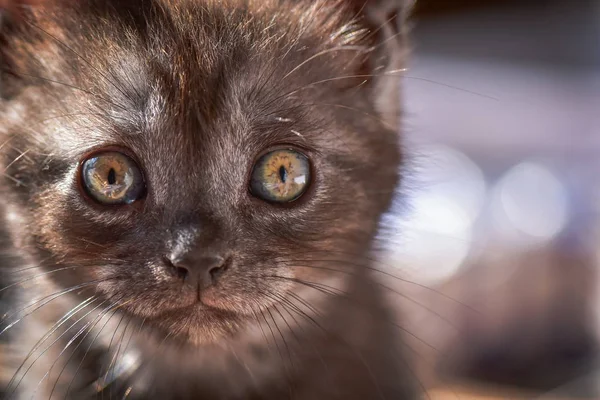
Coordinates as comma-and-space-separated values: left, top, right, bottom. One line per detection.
107, 168, 117, 185
278, 166, 287, 183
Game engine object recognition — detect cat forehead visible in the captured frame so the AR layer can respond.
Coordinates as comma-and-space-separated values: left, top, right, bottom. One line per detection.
72, 3, 355, 145
7, 0, 381, 156
91, 49, 316, 149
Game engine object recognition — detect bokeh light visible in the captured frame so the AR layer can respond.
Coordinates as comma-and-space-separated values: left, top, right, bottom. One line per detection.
491, 162, 569, 245
381, 144, 486, 285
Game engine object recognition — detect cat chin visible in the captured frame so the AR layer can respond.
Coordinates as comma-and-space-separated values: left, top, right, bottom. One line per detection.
141, 305, 250, 346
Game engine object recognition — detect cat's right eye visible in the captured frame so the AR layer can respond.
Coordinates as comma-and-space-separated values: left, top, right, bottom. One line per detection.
80, 151, 145, 205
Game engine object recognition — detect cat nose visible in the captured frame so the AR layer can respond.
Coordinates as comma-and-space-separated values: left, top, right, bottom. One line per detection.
167, 254, 227, 289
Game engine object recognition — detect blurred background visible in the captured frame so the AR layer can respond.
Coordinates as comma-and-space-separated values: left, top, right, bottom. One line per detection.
380, 0, 600, 398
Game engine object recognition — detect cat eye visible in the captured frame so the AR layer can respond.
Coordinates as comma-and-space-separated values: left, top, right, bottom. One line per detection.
81, 151, 145, 205
250, 149, 311, 203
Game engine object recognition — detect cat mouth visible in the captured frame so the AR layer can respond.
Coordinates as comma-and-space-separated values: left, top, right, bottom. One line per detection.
197, 285, 222, 307
155, 283, 241, 317
168, 279, 227, 310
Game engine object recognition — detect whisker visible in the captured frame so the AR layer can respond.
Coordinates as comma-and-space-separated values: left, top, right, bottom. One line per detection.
264, 290, 339, 389
227, 343, 259, 394
268, 307, 295, 370
260, 310, 285, 370
278, 72, 403, 98
267, 308, 295, 396
353, 349, 386, 400
99, 312, 128, 400
271, 299, 333, 387
274, 289, 385, 399
277, 251, 480, 313
2, 150, 30, 173
0, 279, 114, 337
0, 256, 56, 282
64, 304, 124, 398
3, 296, 101, 398
361, 10, 402, 44
278, 261, 469, 330
311, 102, 395, 128
282, 46, 365, 81
270, 303, 300, 346
0, 265, 87, 294
111, 316, 145, 396
5, 256, 127, 277
249, 18, 312, 104
403, 75, 500, 101
249, 298, 277, 352
266, 275, 444, 355
95, 326, 173, 399
108, 316, 133, 400
38, 299, 125, 399
389, 337, 433, 400
286, 291, 323, 319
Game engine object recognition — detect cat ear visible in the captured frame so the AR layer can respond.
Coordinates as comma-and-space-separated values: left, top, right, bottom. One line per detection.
345, 0, 414, 129
348, 0, 413, 46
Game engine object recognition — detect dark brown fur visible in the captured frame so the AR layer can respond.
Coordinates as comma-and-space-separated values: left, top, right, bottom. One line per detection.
0, 0, 414, 398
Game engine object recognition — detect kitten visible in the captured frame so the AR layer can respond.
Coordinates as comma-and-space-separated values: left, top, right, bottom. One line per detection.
0, 0, 414, 398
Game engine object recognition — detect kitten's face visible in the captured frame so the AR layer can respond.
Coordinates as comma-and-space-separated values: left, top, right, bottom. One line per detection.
1, 0, 403, 345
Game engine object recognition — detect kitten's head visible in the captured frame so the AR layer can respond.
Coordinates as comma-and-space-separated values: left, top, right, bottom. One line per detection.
0, 0, 409, 345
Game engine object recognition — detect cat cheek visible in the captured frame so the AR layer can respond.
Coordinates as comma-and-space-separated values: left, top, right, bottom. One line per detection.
27, 185, 126, 259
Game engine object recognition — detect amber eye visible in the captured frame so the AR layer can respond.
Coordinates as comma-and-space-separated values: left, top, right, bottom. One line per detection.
250, 149, 311, 203
81, 151, 145, 205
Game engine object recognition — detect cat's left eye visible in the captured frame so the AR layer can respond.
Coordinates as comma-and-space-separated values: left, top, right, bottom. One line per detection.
250, 149, 311, 203
80, 151, 145, 205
